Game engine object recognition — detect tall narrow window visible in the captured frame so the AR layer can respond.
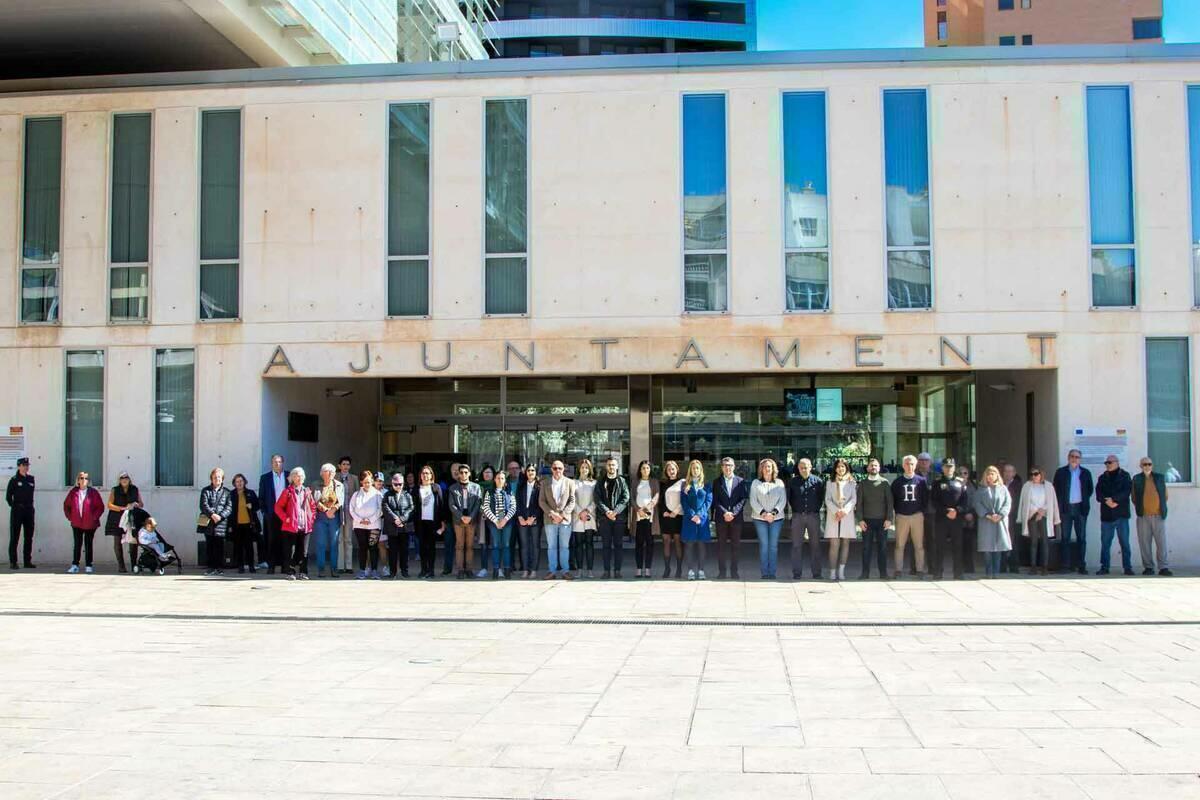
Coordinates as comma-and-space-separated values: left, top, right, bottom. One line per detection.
199, 110, 240, 320
155, 349, 195, 487
1188, 87, 1200, 305
65, 350, 104, 486
782, 91, 829, 312
937, 12, 947, 41
682, 93, 728, 313
21, 117, 63, 323
387, 103, 431, 317
484, 99, 528, 315
1086, 86, 1136, 308
110, 113, 151, 321
883, 89, 932, 310
1146, 338, 1191, 483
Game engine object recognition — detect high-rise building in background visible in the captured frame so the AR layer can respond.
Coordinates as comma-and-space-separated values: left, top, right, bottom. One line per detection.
485, 0, 755, 58
924, 0, 1163, 47
0, 0, 493, 80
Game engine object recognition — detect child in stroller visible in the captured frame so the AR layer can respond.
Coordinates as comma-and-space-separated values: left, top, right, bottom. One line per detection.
135, 517, 183, 575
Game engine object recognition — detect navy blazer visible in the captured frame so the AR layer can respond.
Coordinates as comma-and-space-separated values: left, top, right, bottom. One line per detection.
258, 471, 286, 528
515, 479, 543, 524
710, 474, 748, 518
1052, 465, 1094, 516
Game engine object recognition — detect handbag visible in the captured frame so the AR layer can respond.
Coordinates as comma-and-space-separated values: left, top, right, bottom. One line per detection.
196, 512, 212, 534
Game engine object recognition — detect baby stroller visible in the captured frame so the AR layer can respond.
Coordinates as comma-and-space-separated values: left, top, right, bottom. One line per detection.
123, 508, 183, 575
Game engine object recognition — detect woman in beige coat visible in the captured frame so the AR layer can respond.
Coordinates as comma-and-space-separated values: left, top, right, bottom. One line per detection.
1016, 466, 1060, 575
824, 459, 857, 581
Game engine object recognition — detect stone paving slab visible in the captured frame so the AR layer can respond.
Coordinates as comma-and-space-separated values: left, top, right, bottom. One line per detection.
0, 574, 1198, 799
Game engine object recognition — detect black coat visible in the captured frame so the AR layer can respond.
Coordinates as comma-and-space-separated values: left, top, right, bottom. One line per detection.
515, 479, 543, 525
1095, 468, 1132, 521
104, 483, 142, 536
383, 488, 414, 537
258, 471, 287, 529
230, 487, 263, 533
1052, 465, 1094, 516
199, 485, 234, 537
409, 483, 447, 527
711, 475, 748, 518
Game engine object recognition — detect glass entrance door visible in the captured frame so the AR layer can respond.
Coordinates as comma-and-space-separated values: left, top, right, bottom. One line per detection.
504, 420, 630, 477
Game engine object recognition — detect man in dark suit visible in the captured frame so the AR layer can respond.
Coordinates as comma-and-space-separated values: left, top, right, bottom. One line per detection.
258, 454, 287, 573
711, 457, 748, 579
999, 462, 1023, 574
1052, 449, 1094, 575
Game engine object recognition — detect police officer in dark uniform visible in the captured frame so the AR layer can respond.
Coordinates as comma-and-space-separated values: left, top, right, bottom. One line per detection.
930, 456, 970, 580
6, 457, 37, 569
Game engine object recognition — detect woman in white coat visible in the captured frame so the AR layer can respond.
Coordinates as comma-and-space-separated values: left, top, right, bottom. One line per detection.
1015, 465, 1060, 575
824, 458, 857, 581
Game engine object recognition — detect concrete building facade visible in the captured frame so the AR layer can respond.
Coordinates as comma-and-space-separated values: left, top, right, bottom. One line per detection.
1, 45, 1199, 568
924, 0, 1163, 48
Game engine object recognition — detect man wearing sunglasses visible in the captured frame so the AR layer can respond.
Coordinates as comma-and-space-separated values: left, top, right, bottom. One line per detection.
1131, 458, 1171, 576
1094, 454, 1133, 576
1052, 449, 1093, 575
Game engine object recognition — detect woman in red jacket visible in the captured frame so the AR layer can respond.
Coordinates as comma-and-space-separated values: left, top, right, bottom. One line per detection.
274, 467, 316, 580
63, 471, 105, 574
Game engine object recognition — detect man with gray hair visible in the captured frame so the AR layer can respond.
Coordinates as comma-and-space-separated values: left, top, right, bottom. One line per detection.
890, 455, 929, 579
1052, 448, 1093, 574
786, 458, 824, 579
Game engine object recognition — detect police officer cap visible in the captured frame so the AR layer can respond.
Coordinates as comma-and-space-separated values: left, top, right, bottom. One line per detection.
16, 457, 29, 466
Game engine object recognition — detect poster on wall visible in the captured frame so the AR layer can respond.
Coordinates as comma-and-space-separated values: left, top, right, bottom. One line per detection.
784, 389, 817, 421
1073, 427, 1128, 469
815, 388, 843, 422
0, 425, 27, 478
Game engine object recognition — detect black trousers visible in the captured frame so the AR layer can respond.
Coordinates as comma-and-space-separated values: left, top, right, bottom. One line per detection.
282, 531, 309, 574
204, 533, 225, 570
232, 523, 257, 570
263, 515, 284, 568
416, 519, 439, 575
860, 519, 888, 578
388, 530, 410, 575
634, 520, 654, 569
931, 515, 965, 578
355, 529, 380, 571
714, 519, 741, 577
571, 529, 595, 571
9, 507, 34, 565
71, 527, 95, 567
598, 516, 626, 573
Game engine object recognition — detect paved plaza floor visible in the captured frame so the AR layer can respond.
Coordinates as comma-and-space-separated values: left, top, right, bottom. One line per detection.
1, 571, 1198, 799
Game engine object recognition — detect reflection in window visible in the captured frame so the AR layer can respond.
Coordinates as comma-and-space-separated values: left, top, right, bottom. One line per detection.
1086, 86, 1136, 307
388, 103, 431, 316
155, 349, 195, 487
199, 110, 241, 320
883, 89, 931, 309
21, 117, 62, 323
1188, 87, 1200, 305
682, 94, 728, 312
111, 113, 152, 321
65, 351, 104, 486
1146, 339, 1191, 483
783, 91, 829, 311
485, 99, 528, 314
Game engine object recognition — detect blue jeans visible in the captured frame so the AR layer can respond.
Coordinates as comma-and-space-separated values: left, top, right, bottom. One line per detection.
1099, 518, 1132, 572
982, 551, 1003, 576
1060, 503, 1087, 571
488, 521, 513, 571
754, 518, 784, 578
545, 522, 572, 574
312, 515, 340, 572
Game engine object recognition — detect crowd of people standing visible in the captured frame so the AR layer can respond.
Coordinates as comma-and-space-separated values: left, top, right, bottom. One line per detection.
4, 448, 1175, 579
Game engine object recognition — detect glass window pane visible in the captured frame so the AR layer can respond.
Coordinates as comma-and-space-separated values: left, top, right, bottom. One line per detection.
883, 90, 930, 248
110, 113, 151, 264
200, 262, 239, 320
1086, 86, 1134, 246
684, 253, 728, 313
1188, 87, 1200, 303
200, 110, 241, 262
683, 94, 727, 251
65, 350, 104, 487
387, 259, 429, 316
155, 349, 195, 487
887, 250, 932, 310
785, 252, 830, 311
1133, 18, 1162, 40
1091, 248, 1136, 307
110, 266, 149, 321
1146, 338, 1191, 483
21, 267, 59, 323
484, 99, 528, 255
388, 103, 430, 257
783, 92, 828, 250
485, 256, 527, 315
22, 117, 62, 265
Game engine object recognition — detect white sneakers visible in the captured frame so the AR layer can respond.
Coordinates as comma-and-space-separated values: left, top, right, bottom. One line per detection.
687, 570, 696, 580
67, 565, 79, 574
475, 568, 489, 578
256, 561, 269, 570
85, 566, 94, 574
697, 570, 707, 580
838, 565, 847, 581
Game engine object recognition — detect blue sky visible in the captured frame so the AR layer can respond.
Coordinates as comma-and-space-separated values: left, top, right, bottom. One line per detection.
758, 0, 1200, 51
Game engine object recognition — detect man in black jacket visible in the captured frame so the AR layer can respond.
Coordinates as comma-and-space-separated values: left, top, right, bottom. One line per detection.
930, 457, 971, 580
787, 459, 825, 579
999, 462, 1023, 574
711, 457, 748, 579
1052, 449, 1094, 575
1095, 454, 1134, 575
258, 454, 287, 573
595, 457, 630, 578
6, 457, 36, 569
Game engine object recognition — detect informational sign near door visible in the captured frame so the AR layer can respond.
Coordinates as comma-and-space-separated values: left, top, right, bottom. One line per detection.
1073, 427, 1128, 469
0, 425, 27, 478
785, 389, 844, 422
